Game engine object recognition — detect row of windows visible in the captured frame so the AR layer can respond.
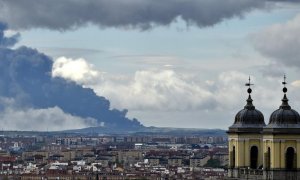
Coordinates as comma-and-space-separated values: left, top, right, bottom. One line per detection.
230, 146, 296, 170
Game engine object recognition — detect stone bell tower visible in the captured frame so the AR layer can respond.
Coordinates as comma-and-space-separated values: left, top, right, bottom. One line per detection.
227, 77, 265, 178
263, 75, 300, 180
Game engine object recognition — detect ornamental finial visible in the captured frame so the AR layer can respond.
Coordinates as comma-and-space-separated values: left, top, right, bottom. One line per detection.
280, 74, 290, 109
244, 76, 254, 110
282, 74, 287, 93
245, 76, 253, 94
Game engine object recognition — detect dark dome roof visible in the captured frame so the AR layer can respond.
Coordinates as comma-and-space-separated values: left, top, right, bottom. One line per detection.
231, 95, 265, 128
267, 94, 300, 128
228, 93, 265, 134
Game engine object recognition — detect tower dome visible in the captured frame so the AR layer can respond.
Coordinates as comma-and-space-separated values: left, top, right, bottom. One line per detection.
233, 96, 265, 127
266, 76, 300, 129
228, 77, 265, 133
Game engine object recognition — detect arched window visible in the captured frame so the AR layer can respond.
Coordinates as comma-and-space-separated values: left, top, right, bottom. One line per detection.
250, 146, 258, 169
231, 146, 236, 168
286, 147, 296, 170
267, 147, 271, 169
265, 147, 271, 169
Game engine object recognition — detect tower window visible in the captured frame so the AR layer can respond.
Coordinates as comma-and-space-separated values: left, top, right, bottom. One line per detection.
267, 147, 271, 169
250, 146, 258, 169
231, 146, 236, 168
264, 147, 271, 169
286, 147, 296, 170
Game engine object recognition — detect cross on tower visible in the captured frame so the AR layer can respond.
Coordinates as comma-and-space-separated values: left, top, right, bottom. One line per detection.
282, 74, 287, 87
245, 76, 254, 88
282, 74, 288, 94
245, 76, 254, 95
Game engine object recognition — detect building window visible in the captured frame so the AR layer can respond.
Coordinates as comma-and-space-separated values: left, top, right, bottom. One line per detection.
264, 147, 271, 169
286, 147, 296, 170
267, 147, 271, 169
250, 146, 258, 169
231, 146, 236, 168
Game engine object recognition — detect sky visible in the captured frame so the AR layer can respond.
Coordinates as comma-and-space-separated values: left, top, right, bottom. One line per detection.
1, 0, 300, 130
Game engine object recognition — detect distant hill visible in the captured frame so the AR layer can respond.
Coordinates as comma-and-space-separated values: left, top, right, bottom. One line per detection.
63, 126, 226, 136
0, 126, 226, 137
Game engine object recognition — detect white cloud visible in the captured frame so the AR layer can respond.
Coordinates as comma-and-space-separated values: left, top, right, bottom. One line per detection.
252, 13, 300, 68
214, 71, 249, 110
52, 57, 218, 111
0, 105, 98, 131
52, 57, 300, 128
52, 57, 100, 84
51, 57, 267, 113
3, 29, 18, 37
101, 69, 217, 111
291, 80, 300, 88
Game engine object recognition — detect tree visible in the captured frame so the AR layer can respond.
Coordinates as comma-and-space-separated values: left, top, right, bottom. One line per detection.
204, 158, 221, 168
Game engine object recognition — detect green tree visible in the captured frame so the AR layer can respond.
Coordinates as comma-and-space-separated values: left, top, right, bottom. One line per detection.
204, 158, 221, 168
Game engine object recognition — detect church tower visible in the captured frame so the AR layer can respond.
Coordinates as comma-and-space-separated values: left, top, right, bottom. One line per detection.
227, 77, 266, 178
263, 76, 300, 179
227, 76, 300, 180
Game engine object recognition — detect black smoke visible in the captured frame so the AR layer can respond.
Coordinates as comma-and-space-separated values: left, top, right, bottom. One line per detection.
0, 23, 143, 131
0, 0, 272, 30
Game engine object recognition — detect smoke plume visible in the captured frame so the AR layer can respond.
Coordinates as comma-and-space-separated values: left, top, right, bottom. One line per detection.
0, 23, 142, 131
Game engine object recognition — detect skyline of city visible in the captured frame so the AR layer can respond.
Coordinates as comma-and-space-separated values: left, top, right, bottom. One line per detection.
1, 2, 300, 179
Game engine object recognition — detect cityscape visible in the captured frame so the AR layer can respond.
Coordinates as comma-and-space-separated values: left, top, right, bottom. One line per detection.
0, 0, 300, 179
0, 131, 228, 179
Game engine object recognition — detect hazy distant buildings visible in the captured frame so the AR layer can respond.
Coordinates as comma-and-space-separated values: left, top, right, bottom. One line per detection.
190, 155, 210, 167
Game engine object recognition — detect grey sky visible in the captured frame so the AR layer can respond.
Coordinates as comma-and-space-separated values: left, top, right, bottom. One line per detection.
0, 0, 300, 130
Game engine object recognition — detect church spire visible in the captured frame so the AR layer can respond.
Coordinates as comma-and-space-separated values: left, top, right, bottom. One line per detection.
280, 74, 291, 110
244, 76, 255, 110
